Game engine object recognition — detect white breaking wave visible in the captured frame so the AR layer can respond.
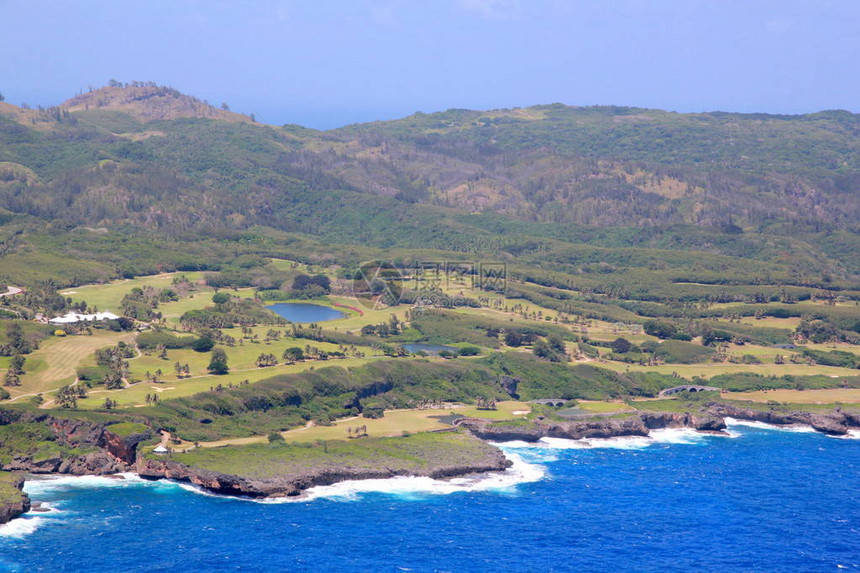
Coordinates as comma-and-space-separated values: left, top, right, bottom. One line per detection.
826, 429, 860, 440
262, 452, 546, 503
22, 473, 154, 496
0, 516, 44, 539
724, 418, 817, 433
496, 427, 712, 453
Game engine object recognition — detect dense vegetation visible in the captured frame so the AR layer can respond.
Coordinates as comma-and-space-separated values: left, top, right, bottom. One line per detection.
2, 84, 860, 460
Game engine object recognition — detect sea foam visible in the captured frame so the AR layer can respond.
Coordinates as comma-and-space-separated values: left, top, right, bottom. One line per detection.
22, 473, 153, 496
265, 452, 546, 503
0, 516, 44, 539
724, 418, 817, 433
496, 427, 712, 453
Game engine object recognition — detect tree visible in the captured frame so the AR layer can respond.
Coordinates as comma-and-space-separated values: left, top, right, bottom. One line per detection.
192, 336, 215, 352
208, 347, 229, 375
3, 371, 20, 387
504, 330, 525, 347
57, 385, 78, 409
255, 352, 277, 367
282, 346, 304, 363
610, 337, 632, 354
9, 354, 25, 375
212, 292, 231, 305
643, 320, 678, 339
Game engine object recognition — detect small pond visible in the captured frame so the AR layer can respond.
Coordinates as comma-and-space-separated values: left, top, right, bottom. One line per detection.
402, 343, 458, 355
266, 303, 346, 323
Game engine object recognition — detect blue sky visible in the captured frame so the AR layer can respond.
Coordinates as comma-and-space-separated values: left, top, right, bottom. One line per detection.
1, 0, 858, 129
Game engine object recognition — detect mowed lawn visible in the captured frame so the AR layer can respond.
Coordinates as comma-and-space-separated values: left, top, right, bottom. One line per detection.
598, 360, 860, 379
77, 356, 385, 408
61, 272, 206, 312
192, 401, 532, 448
576, 400, 635, 413
726, 388, 860, 404
6, 331, 134, 400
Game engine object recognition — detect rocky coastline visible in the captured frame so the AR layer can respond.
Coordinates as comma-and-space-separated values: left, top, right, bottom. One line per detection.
0, 474, 31, 525
136, 445, 512, 498
1, 402, 859, 519
455, 402, 860, 443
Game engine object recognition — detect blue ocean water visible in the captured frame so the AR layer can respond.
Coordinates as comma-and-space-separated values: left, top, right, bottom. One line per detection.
2, 423, 859, 573
265, 303, 346, 323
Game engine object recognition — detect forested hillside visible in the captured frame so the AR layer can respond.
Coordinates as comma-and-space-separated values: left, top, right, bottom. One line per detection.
0, 83, 859, 286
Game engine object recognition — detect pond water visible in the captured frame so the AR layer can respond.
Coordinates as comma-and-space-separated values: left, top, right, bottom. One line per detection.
265, 303, 346, 323
402, 343, 458, 355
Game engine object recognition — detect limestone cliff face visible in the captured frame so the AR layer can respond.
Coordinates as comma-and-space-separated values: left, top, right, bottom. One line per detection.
136, 443, 512, 499
705, 403, 854, 435
459, 410, 727, 442
103, 430, 151, 465
0, 475, 31, 525
0, 411, 152, 475
459, 404, 860, 442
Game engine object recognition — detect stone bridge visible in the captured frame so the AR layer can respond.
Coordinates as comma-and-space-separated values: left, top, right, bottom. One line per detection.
530, 399, 567, 407
659, 385, 721, 397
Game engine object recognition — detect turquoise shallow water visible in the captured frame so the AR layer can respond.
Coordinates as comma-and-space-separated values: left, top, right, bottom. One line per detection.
2, 422, 859, 572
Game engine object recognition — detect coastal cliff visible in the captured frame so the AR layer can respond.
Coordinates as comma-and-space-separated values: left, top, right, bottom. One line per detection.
457, 411, 727, 442
0, 411, 152, 476
456, 404, 860, 442
136, 431, 512, 498
0, 473, 31, 525
1, 400, 858, 505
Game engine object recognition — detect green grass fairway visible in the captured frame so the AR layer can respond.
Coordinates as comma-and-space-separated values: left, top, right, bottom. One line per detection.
726, 388, 860, 404
60, 272, 206, 312
576, 400, 635, 413
77, 356, 383, 408
597, 360, 860, 379
5, 331, 133, 400
185, 401, 531, 449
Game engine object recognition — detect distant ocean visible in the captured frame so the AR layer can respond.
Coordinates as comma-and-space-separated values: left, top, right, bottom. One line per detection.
2, 421, 859, 572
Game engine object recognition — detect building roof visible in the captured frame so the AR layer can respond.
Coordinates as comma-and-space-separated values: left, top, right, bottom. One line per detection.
49, 311, 120, 324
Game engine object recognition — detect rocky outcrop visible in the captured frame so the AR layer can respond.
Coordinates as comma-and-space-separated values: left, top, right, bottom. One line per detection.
455, 402, 860, 443
136, 441, 512, 499
704, 403, 852, 436
0, 474, 31, 525
459, 416, 653, 442
2, 451, 128, 475
103, 429, 152, 465
0, 410, 153, 475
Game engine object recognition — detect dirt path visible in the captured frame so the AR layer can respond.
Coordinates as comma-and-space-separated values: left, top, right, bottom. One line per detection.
0, 286, 23, 298
6, 332, 134, 401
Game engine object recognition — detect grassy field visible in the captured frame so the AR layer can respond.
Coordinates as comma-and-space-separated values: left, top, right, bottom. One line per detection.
576, 400, 635, 413
0, 471, 26, 507
77, 356, 385, 408
597, 359, 860, 379
172, 401, 532, 449
5, 330, 133, 400
725, 388, 860, 404
61, 272, 206, 312
160, 431, 502, 481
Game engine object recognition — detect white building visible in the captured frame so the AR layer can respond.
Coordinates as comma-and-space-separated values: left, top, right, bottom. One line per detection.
49, 311, 121, 325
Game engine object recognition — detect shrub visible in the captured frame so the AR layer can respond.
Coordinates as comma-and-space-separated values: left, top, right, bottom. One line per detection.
192, 336, 215, 353
644, 320, 678, 339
